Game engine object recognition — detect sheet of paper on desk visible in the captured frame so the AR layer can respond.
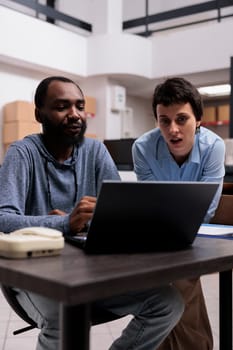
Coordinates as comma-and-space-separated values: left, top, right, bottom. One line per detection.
198, 224, 233, 236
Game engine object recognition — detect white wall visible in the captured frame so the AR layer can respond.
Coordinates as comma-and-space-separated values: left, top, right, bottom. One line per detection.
151, 19, 233, 78
0, 6, 87, 76
126, 95, 155, 138
87, 34, 152, 77
123, 0, 209, 20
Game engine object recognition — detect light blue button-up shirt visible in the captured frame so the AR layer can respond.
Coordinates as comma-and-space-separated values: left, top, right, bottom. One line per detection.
132, 126, 225, 222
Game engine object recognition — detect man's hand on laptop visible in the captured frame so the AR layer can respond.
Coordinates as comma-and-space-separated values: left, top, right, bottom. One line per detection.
69, 196, 97, 234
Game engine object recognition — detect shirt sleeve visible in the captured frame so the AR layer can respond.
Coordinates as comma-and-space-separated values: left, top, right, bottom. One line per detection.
200, 138, 225, 223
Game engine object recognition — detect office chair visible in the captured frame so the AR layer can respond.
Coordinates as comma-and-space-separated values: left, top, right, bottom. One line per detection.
210, 182, 233, 225
1, 284, 122, 335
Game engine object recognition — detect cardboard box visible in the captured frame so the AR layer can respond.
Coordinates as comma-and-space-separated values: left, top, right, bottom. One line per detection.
3, 121, 41, 144
3, 101, 35, 122
85, 96, 96, 117
202, 106, 216, 123
218, 104, 229, 121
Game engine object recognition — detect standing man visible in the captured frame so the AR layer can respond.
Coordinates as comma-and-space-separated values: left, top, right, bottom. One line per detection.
0, 76, 184, 350
132, 76, 225, 350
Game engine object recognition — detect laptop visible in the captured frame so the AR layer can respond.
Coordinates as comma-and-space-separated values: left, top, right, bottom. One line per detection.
65, 180, 219, 254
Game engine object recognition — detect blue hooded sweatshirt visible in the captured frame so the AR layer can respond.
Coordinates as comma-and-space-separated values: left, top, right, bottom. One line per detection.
0, 134, 120, 234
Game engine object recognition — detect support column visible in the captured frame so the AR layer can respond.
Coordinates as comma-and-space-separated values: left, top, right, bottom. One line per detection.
91, 0, 123, 34
85, 0, 124, 141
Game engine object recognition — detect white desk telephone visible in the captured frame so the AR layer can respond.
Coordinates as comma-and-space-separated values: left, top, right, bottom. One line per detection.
0, 227, 64, 259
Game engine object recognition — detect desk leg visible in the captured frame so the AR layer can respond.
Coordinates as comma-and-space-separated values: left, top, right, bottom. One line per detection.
59, 303, 91, 350
219, 270, 232, 350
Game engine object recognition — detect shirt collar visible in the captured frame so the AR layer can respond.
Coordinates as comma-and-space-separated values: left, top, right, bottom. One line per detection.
156, 133, 201, 164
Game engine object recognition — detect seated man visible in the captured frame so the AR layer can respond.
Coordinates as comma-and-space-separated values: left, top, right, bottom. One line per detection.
0, 76, 184, 350
132, 76, 225, 350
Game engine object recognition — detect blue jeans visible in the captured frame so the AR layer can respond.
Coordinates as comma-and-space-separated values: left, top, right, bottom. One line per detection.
16, 285, 184, 350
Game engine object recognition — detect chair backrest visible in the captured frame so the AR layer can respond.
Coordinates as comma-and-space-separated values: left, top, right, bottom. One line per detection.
1, 284, 122, 335
210, 183, 233, 225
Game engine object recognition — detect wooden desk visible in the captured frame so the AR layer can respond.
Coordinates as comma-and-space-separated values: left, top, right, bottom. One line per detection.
0, 236, 232, 350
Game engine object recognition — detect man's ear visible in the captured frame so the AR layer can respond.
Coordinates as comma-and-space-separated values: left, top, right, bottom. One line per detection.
35, 108, 42, 123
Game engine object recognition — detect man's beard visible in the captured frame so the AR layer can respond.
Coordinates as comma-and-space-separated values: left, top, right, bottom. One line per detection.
42, 119, 87, 146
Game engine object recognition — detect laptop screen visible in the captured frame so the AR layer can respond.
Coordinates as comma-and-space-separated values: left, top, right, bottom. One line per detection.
67, 181, 219, 253
79, 181, 219, 254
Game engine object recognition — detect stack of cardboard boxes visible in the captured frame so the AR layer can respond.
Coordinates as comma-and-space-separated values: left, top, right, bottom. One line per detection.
3, 101, 41, 154
202, 104, 230, 125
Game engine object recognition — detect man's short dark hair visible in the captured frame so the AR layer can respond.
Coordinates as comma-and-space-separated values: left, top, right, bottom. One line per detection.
34, 76, 83, 108
152, 77, 203, 121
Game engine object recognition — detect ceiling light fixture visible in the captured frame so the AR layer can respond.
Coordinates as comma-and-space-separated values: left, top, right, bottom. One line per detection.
198, 84, 231, 97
